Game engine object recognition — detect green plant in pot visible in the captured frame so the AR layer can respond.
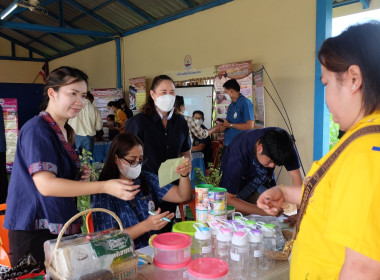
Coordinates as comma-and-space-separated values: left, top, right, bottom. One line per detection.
77, 149, 102, 233
193, 163, 222, 188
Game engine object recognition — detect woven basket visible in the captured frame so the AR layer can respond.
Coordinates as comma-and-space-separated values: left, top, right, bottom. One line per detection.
265, 229, 293, 261
45, 208, 125, 280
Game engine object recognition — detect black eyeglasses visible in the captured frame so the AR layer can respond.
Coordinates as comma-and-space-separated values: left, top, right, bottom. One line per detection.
121, 157, 146, 167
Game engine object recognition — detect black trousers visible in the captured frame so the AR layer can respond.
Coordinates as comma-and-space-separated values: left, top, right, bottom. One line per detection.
0, 152, 8, 204
8, 229, 58, 268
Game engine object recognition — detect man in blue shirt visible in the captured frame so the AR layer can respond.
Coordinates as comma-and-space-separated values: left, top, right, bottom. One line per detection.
219, 128, 303, 215
0, 105, 7, 203
221, 79, 255, 146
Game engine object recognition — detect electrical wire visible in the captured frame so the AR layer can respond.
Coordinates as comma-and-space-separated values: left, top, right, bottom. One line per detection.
259, 65, 306, 176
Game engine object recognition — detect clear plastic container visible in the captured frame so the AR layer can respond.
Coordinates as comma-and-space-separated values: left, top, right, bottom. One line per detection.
248, 229, 264, 278
193, 223, 213, 259
229, 231, 249, 279
261, 225, 276, 271
152, 233, 192, 265
153, 258, 190, 280
188, 258, 228, 280
215, 228, 232, 264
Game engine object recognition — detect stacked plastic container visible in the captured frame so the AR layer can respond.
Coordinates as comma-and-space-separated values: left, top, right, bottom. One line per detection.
187, 258, 229, 280
152, 232, 192, 280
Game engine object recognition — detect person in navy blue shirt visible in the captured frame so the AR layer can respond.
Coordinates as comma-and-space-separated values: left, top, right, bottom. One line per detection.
91, 133, 192, 249
219, 127, 303, 215
125, 75, 191, 232
191, 110, 213, 168
4, 66, 140, 267
221, 79, 255, 146
0, 104, 7, 204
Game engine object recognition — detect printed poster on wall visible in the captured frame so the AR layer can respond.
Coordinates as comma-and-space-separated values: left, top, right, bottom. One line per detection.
92, 88, 123, 121
253, 69, 265, 128
214, 60, 253, 142
0, 98, 18, 173
129, 77, 146, 112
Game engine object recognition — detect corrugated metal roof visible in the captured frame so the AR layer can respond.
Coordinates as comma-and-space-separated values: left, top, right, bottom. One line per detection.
0, 0, 366, 61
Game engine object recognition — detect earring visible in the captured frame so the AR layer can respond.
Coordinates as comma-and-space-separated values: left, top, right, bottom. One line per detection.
352, 84, 356, 90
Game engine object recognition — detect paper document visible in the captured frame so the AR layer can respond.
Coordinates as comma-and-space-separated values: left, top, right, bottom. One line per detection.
158, 157, 186, 187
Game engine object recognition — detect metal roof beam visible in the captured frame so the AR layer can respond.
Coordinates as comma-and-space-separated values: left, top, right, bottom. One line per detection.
49, 37, 114, 60
360, 0, 370, 9
122, 0, 233, 37
116, 0, 154, 22
0, 21, 115, 37
65, 0, 122, 34
11, 0, 58, 15
0, 32, 49, 58
0, 55, 46, 61
10, 27, 61, 54
0, 3, 79, 48
333, 0, 360, 8
58, 0, 64, 27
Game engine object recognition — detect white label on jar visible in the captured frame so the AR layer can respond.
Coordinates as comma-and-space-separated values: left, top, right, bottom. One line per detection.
254, 250, 263, 257
230, 251, 240, 261
202, 245, 212, 254
183, 270, 189, 279
184, 247, 191, 259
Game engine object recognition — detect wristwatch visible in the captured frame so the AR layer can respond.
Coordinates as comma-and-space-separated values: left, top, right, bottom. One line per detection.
230, 123, 233, 128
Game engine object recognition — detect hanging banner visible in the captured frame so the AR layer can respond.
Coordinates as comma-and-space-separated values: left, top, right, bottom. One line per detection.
0, 98, 18, 173
253, 69, 265, 128
214, 60, 253, 142
129, 77, 146, 111
92, 88, 123, 121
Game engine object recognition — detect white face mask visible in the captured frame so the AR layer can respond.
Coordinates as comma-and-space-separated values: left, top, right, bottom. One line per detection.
194, 119, 203, 126
155, 94, 175, 112
118, 159, 142, 179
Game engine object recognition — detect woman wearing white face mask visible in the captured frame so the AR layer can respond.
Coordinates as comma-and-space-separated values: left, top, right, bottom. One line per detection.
191, 110, 214, 168
125, 75, 192, 232
91, 133, 192, 249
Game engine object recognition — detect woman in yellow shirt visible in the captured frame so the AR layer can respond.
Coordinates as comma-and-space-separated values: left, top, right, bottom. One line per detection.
258, 22, 380, 279
107, 101, 127, 131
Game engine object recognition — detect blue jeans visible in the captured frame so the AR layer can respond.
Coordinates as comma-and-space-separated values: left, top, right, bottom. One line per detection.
75, 135, 95, 156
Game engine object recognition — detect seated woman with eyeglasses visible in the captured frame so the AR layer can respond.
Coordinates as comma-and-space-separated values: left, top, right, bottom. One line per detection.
91, 133, 192, 249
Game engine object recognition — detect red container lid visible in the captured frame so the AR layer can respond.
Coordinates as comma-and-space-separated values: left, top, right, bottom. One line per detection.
153, 258, 191, 270
188, 258, 229, 278
152, 232, 192, 250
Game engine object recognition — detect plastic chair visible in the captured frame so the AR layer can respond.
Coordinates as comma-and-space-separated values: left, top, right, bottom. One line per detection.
0, 203, 9, 253
0, 244, 11, 268
179, 190, 196, 221
210, 141, 221, 169
86, 212, 95, 233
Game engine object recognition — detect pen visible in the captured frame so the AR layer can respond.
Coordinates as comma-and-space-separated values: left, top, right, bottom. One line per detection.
148, 210, 171, 222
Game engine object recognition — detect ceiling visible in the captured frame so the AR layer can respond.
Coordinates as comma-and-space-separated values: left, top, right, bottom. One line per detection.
0, 0, 370, 62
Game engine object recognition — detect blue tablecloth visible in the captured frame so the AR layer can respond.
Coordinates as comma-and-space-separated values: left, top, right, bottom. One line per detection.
191, 151, 206, 188
93, 141, 111, 163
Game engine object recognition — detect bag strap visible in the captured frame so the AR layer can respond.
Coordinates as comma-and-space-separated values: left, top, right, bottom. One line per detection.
292, 125, 380, 241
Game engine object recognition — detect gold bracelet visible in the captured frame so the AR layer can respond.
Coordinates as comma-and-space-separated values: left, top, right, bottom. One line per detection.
279, 184, 288, 202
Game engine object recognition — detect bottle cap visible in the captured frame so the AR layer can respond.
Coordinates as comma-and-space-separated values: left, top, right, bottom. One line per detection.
216, 228, 232, 242
194, 225, 211, 240
231, 231, 248, 246
245, 220, 256, 225
249, 229, 263, 242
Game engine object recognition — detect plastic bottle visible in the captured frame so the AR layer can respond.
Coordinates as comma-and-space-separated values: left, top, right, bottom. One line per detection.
229, 231, 249, 280
215, 227, 232, 264
193, 223, 213, 259
261, 223, 276, 271
209, 223, 223, 256
248, 229, 264, 279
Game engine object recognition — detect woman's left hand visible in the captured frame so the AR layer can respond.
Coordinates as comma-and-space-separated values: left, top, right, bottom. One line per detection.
79, 165, 91, 181
176, 158, 192, 177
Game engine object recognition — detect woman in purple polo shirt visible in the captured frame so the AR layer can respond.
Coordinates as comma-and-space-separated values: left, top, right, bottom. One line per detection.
4, 66, 140, 267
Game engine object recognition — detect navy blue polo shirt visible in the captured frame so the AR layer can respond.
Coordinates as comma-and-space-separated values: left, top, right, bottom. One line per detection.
219, 127, 300, 198
224, 94, 254, 146
125, 110, 191, 174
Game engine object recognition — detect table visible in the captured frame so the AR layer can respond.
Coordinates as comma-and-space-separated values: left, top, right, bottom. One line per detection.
93, 141, 111, 163
191, 151, 206, 188
136, 258, 289, 280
